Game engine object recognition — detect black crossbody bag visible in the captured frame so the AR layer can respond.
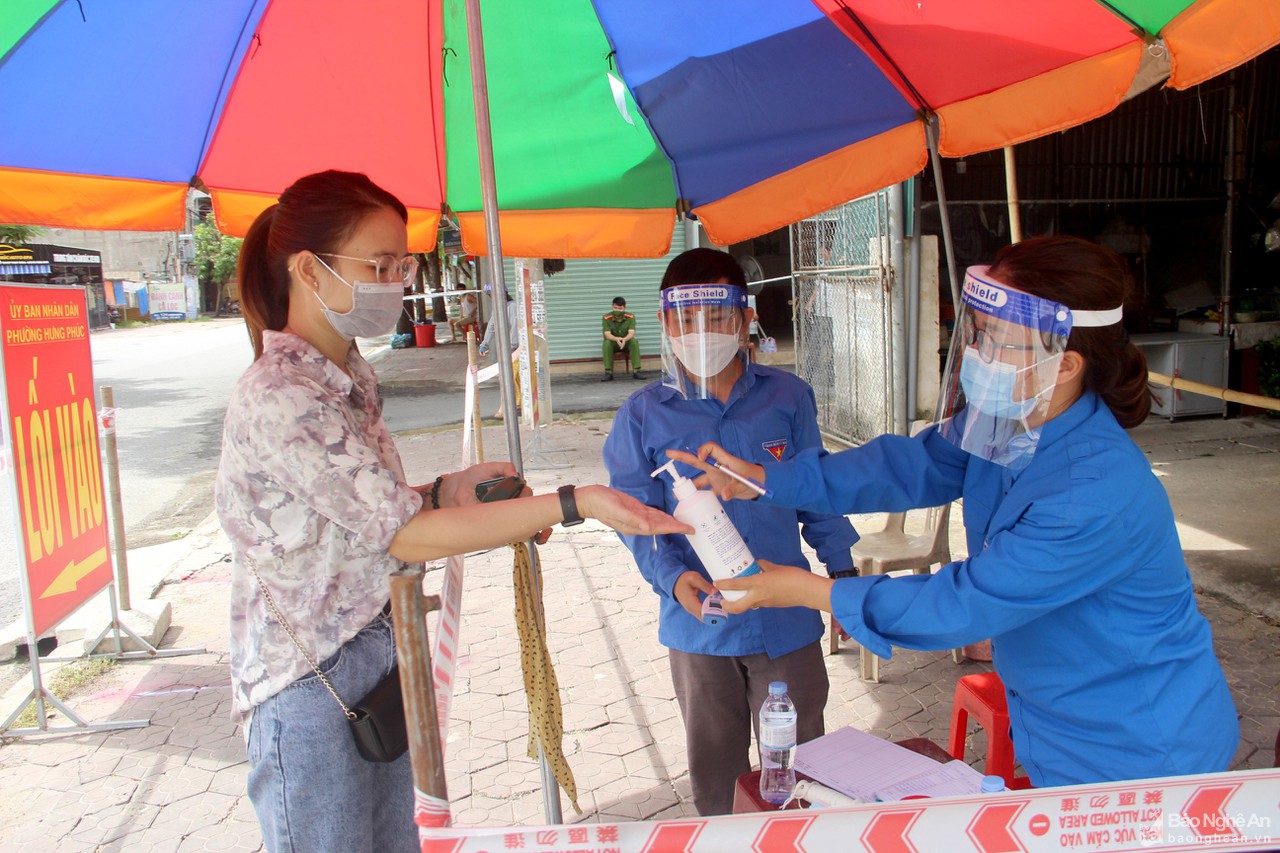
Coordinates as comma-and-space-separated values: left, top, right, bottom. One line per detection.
249, 561, 408, 763
347, 664, 408, 762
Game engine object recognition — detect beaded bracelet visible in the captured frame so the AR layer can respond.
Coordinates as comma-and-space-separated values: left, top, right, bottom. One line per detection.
430, 475, 446, 510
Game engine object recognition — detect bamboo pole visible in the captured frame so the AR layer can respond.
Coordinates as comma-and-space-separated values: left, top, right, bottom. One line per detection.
1004, 146, 1022, 243
1148, 371, 1280, 413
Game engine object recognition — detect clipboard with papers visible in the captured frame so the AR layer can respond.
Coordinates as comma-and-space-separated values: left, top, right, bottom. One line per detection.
793, 726, 987, 802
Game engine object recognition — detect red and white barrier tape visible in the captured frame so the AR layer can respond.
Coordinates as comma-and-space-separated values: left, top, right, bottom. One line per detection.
430, 552, 463, 742
430, 366, 479, 744
415, 789, 452, 830
418, 768, 1280, 853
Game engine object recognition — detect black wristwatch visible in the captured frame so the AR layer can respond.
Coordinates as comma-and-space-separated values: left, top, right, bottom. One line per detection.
558, 484, 585, 527
828, 568, 860, 579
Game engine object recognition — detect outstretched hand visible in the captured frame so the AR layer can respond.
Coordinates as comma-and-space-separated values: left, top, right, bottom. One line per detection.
716, 560, 835, 615
576, 485, 692, 537
665, 442, 766, 502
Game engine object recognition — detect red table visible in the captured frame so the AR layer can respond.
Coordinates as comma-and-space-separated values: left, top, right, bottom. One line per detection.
732, 737, 953, 814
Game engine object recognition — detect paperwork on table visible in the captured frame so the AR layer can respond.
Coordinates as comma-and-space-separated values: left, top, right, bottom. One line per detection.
794, 726, 987, 802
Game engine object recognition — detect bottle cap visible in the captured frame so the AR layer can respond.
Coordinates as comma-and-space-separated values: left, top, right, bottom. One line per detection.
769, 681, 787, 695
980, 775, 1006, 793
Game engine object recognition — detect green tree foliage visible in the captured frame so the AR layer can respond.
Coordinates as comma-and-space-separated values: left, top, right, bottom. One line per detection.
193, 221, 242, 285
0, 225, 42, 245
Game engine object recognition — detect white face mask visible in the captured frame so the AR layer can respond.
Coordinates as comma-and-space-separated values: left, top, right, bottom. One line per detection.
670, 331, 740, 378
312, 257, 404, 341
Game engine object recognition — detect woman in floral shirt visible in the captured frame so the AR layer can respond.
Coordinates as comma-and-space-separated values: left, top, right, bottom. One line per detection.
216, 170, 685, 853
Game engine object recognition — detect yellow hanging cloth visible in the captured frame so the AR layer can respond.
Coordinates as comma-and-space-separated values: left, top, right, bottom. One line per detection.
511, 541, 581, 814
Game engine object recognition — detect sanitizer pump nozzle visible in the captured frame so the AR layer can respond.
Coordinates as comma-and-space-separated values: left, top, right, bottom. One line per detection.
651, 461, 759, 602
652, 460, 695, 500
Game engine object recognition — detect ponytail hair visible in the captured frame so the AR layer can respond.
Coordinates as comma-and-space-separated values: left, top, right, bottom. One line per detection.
987, 235, 1152, 428
235, 170, 408, 359
237, 205, 289, 359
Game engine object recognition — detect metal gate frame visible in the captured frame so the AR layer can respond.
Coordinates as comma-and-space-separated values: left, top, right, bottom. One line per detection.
791, 186, 909, 446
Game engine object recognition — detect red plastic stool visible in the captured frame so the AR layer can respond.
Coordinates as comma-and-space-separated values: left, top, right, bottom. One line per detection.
948, 671, 1021, 789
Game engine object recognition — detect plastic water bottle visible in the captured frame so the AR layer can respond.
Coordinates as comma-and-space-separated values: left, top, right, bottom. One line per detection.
759, 681, 798, 805
981, 775, 1007, 793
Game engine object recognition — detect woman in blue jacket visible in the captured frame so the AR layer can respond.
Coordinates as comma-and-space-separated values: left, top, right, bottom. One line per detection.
677, 236, 1238, 787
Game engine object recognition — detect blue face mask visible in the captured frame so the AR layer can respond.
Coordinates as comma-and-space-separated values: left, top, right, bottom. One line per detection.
959, 347, 1040, 420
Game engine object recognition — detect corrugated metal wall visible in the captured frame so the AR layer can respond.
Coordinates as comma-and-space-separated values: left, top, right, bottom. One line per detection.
924, 48, 1278, 210
932, 79, 1234, 207
914, 47, 1280, 306
499, 224, 688, 364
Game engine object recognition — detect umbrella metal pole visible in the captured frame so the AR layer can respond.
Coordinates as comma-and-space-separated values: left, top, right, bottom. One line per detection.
926, 117, 961, 310
1223, 72, 1237, 329
389, 570, 448, 813
464, 0, 561, 825
888, 183, 908, 436
907, 176, 922, 423
464, 0, 522, 477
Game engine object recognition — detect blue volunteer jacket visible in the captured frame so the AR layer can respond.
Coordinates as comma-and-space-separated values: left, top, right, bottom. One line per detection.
764, 391, 1238, 786
603, 361, 857, 658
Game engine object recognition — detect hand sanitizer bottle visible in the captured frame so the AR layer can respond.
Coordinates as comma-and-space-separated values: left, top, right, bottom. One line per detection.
652, 461, 760, 601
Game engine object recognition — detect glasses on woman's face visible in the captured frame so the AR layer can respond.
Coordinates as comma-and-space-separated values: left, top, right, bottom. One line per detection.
963, 323, 1037, 364
317, 253, 419, 285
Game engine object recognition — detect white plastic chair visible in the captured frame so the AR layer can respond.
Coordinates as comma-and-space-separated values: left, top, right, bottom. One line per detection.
829, 500, 953, 682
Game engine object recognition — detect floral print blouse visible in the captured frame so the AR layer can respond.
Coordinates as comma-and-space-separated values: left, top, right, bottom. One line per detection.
216, 331, 422, 722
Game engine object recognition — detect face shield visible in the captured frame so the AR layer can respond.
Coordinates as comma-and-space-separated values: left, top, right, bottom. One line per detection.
660, 283, 749, 400
936, 266, 1121, 469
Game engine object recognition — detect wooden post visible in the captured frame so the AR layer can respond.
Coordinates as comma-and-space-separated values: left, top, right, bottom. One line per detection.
388, 569, 448, 808
1004, 146, 1022, 243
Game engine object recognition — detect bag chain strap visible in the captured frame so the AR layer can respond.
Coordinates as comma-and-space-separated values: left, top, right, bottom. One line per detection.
247, 560, 357, 720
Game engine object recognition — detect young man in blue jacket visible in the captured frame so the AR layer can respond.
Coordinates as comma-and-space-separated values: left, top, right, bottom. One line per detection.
604, 249, 858, 815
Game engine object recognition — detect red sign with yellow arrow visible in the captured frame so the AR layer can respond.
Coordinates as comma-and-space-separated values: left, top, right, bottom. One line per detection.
0, 284, 111, 636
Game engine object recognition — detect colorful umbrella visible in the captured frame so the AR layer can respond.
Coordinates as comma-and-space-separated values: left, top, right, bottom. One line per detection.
1, 0, 1276, 257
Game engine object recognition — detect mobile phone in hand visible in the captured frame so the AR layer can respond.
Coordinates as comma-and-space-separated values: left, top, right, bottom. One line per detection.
475, 475, 526, 503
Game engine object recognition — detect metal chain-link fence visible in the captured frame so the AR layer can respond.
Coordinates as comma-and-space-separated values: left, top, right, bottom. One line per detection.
791, 192, 896, 445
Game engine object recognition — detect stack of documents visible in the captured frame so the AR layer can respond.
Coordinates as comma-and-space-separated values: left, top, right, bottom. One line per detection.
794, 726, 987, 802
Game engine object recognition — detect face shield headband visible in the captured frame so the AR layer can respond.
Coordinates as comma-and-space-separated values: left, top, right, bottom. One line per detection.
660, 283, 749, 400
935, 266, 1122, 470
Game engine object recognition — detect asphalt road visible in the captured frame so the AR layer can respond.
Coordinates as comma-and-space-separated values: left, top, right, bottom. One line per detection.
0, 318, 252, 629
0, 320, 525, 631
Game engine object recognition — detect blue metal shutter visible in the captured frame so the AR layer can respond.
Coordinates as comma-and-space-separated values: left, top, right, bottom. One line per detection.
502, 223, 687, 364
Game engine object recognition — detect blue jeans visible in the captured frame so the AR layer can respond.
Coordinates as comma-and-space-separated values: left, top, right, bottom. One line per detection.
247, 614, 417, 853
